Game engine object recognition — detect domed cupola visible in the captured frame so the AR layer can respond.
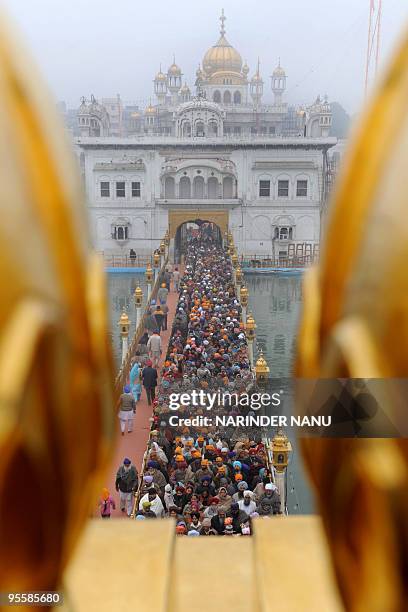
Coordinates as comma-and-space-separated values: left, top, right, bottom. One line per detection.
201, 10, 246, 86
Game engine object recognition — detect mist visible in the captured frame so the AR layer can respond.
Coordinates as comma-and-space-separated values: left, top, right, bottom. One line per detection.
2, 0, 407, 113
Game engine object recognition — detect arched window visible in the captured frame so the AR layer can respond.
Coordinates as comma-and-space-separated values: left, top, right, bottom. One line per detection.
179, 176, 191, 199
193, 175, 205, 199
195, 121, 205, 137
223, 175, 233, 198
208, 120, 218, 136
233, 91, 241, 104
182, 122, 191, 137
165, 176, 175, 198
213, 90, 221, 103
223, 90, 231, 104
207, 177, 218, 198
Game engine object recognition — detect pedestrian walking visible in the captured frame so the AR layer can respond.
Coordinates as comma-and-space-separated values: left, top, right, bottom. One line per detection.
153, 305, 165, 332
118, 384, 136, 435
142, 359, 158, 405
147, 331, 162, 367
160, 300, 169, 331
98, 488, 116, 518
157, 283, 168, 304
115, 458, 138, 516
129, 359, 142, 403
172, 267, 180, 292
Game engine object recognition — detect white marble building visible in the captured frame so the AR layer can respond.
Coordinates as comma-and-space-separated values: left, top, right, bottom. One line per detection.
75, 11, 336, 260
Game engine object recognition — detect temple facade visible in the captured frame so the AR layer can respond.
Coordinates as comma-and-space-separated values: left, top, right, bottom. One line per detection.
74, 11, 336, 258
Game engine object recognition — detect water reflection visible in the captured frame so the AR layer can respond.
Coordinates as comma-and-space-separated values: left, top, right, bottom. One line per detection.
247, 273, 314, 514
247, 275, 303, 377
107, 272, 147, 369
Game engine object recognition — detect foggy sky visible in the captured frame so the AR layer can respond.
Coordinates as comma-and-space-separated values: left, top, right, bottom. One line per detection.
2, 0, 407, 114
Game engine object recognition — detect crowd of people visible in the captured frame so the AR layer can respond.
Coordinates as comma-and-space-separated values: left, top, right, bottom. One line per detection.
100, 226, 282, 531
131, 227, 282, 534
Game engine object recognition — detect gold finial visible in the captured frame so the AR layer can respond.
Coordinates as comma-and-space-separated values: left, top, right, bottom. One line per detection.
134, 286, 143, 307
145, 262, 153, 283
246, 312, 256, 336
272, 429, 292, 472
240, 285, 248, 306
255, 350, 270, 382
220, 8, 226, 36
118, 310, 130, 337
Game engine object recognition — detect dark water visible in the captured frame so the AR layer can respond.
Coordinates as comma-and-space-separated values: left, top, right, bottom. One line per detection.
107, 272, 147, 369
247, 273, 315, 514
107, 271, 315, 514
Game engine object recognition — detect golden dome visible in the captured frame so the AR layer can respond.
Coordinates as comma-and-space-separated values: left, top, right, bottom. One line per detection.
242, 61, 250, 76
180, 82, 190, 93
203, 35, 243, 75
202, 12, 242, 76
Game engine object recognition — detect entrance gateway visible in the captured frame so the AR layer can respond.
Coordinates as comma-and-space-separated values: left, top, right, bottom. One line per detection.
168, 210, 229, 240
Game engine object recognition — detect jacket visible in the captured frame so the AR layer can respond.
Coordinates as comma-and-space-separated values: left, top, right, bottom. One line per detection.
119, 392, 135, 412
157, 287, 168, 303
99, 496, 116, 517
147, 335, 162, 353
115, 465, 138, 493
142, 366, 158, 388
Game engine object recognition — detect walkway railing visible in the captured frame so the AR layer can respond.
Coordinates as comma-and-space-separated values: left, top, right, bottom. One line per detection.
241, 255, 318, 268
101, 253, 152, 268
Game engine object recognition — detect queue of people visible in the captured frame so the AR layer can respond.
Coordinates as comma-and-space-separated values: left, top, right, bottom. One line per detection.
133, 227, 282, 534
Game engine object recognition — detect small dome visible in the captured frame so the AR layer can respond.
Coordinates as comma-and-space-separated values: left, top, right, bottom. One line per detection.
155, 70, 166, 82
168, 62, 181, 76
242, 62, 250, 76
145, 103, 156, 115
273, 61, 286, 77
251, 72, 263, 84
180, 82, 190, 93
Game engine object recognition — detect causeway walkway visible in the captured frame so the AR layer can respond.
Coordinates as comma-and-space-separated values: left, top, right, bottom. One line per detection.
106, 278, 180, 517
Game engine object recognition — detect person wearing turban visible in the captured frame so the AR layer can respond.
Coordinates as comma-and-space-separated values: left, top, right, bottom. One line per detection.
118, 384, 136, 436
98, 488, 116, 519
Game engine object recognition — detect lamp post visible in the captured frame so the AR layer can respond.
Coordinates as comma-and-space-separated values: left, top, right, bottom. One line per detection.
164, 230, 169, 259
159, 240, 166, 268
235, 266, 243, 292
118, 310, 130, 365
231, 251, 238, 284
153, 252, 160, 282
271, 429, 292, 514
145, 263, 153, 301
255, 350, 270, 383
245, 312, 256, 369
240, 285, 248, 324
134, 286, 143, 331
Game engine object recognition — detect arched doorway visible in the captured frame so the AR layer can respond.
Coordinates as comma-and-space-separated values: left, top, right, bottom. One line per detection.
174, 220, 223, 263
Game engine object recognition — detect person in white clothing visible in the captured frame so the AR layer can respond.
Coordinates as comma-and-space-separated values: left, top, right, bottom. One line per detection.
139, 488, 165, 517
146, 332, 162, 368
238, 491, 257, 516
